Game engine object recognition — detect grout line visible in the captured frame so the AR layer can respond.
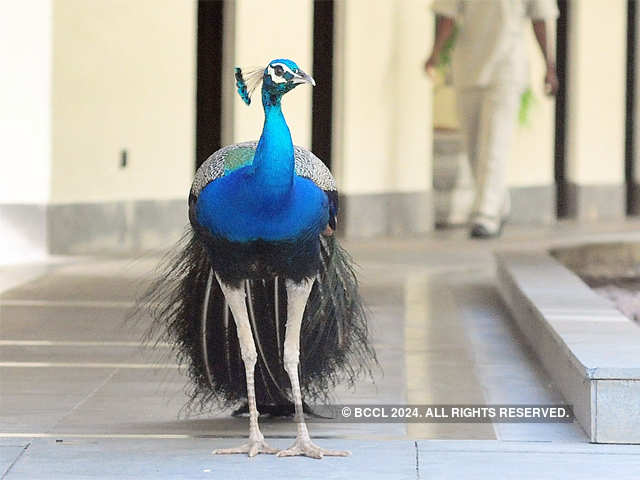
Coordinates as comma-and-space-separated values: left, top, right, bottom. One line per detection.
407, 448, 640, 457
1, 442, 30, 479
0, 434, 191, 439
0, 362, 179, 369
0, 434, 637, 456
0, 433, 359, 440
48, 368, 121, 434
0, 340, 171, 348
0, 300, 136, 308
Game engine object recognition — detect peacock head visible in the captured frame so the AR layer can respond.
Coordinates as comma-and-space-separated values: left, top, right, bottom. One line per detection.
234, 59, 315, 106
262, 59, 315, 95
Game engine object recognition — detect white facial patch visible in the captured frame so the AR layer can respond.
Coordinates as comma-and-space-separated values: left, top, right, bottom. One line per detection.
268, 63, 295, 84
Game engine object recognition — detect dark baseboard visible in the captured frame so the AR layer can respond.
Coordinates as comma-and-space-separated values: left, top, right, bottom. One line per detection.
338, 190, 434, 237
564, 182, 625, 221
509, 185, 556, 224
47, 199, 188, 255
435, 184, 556, 227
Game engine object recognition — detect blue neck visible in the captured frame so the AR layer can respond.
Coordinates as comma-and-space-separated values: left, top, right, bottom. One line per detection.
251, 89, 294, 198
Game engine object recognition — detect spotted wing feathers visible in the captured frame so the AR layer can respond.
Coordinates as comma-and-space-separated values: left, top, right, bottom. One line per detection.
191, 141, 337, 198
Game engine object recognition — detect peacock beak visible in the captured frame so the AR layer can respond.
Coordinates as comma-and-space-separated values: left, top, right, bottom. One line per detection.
293, 70, 316, 86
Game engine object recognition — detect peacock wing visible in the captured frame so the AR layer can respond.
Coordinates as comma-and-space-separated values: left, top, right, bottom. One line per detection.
190, 141, 259, 199
293, 146, 339, 231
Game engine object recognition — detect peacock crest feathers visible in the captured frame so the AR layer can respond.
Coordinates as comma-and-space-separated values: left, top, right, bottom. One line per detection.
234, 66, 264, 106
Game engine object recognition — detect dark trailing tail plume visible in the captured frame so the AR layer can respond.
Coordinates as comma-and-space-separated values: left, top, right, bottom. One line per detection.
133, 228, 377, 415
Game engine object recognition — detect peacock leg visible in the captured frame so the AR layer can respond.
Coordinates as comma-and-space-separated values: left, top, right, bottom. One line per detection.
277, 278, 350, 459
213, 275, 279, 457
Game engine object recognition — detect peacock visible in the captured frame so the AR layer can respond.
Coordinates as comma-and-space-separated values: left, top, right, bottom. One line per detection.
140, 58, 376, 459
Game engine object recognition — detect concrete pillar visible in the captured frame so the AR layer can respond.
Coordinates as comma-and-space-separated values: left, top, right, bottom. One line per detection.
0, 0, 52, 262
227, 0, 314, 148
565, 0, 627, 220
333, 0, 433, 237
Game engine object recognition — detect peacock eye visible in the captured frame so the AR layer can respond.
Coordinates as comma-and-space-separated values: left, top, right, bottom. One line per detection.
274, 65, 284, 76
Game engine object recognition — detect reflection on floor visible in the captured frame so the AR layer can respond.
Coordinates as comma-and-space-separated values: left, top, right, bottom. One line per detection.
8, 221, 640, 476
2, 222, 623, 446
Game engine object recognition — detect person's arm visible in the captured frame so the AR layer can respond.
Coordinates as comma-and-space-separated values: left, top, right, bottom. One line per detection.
532, 19, 559, 96
425, 15, 456, 77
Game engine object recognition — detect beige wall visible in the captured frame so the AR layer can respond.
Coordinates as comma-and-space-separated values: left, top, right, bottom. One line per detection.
3, 0, 636, 253
228, 0, 313, 149
0, 0, 52, 204
333, 0, 432, 195
51, 0, 196, 204
566, 0, 626, 186
508, 26, 556, 187
392, 0, 433, 193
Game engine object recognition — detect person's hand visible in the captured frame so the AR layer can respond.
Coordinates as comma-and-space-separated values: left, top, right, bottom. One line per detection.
424, 53, 439, 79
544, 64, 559, 96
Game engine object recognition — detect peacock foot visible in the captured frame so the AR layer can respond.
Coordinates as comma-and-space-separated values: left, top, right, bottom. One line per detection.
213, 437, 279, 457
276, 438, 350, 459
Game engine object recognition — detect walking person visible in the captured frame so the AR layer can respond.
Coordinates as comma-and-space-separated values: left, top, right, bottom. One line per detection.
426, 0, 559, 238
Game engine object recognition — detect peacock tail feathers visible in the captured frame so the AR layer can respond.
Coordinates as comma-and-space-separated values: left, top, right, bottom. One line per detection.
135, 228, 377, 415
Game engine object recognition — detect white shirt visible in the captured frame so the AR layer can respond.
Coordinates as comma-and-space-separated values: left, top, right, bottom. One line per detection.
432, 0, 559, 89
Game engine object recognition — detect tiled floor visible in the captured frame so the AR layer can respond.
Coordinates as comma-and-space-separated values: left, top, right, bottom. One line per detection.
3, 221, 640, 478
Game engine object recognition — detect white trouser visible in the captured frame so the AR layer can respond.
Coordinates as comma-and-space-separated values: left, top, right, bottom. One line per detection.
457, 84, 520, 229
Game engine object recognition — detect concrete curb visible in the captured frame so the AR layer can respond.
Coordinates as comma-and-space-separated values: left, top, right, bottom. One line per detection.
496, 251, 640, 443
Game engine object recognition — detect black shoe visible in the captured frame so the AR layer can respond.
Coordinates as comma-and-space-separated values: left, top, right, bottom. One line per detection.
469, 221, 504, 239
